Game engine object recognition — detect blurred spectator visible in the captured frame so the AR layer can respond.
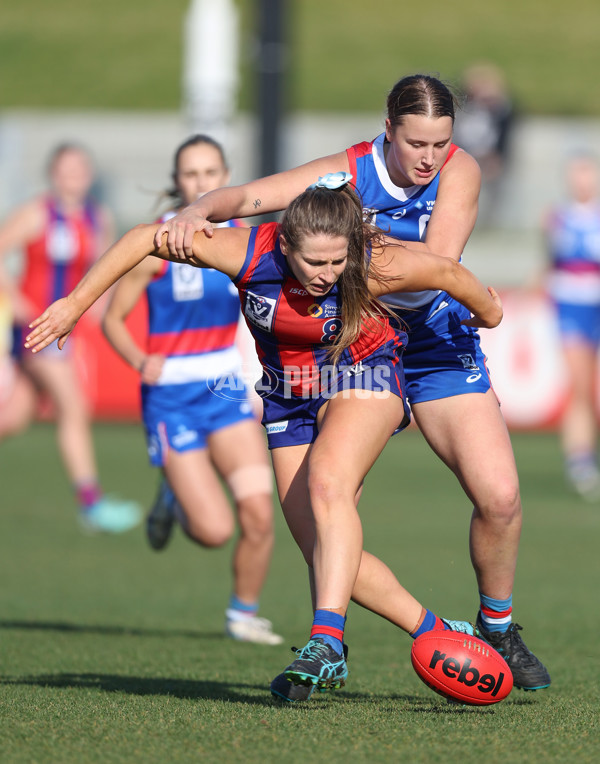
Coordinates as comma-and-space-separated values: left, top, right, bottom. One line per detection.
453, 62, 515, 227
0, 143, 142, 532
542, 153, 600, 499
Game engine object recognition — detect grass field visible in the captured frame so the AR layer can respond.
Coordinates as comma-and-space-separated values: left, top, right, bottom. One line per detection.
3, 0, 600, 115
1, 423, 599, 763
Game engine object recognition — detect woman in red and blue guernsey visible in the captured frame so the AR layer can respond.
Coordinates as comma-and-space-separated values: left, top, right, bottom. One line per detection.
26, 173, 502, 699
154, 74, 551, 694
102, 135, 282, 645
0, 142, 140, 533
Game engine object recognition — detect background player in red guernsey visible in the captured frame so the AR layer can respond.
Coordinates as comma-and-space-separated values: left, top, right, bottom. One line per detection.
0, 143, 140, 533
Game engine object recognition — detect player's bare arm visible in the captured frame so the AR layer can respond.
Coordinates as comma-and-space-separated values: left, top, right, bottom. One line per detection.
424, 149, 481, 261
26, 224, 250, 354
154, 151, 350, 257
101, 257, 159, 374
369, 239, 502, 329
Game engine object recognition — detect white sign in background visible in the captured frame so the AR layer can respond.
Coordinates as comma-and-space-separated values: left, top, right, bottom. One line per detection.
480, 290, 584, 429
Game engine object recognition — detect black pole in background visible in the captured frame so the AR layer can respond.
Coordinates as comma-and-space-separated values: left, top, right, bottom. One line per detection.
257, 0, 288, 181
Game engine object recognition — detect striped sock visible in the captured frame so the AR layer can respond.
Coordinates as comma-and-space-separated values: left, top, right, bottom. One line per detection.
310, 609, 345, 655
410, 608, 448, 639
479, 593, 513, 634
226, 594, 258, 622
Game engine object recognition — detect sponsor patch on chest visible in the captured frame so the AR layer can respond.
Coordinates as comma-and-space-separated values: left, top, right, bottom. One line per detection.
171, 263, 204, 301
244, 290, 277, 331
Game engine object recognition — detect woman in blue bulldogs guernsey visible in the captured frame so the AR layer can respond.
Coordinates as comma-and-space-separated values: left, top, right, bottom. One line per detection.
102, 135, 283, 645
26, 174, 502, 700
155, 74, 551, 695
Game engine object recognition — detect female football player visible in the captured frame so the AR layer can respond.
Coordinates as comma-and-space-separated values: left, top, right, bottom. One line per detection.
543, 152, 600, 499
25, 173, 501, 696
0, 143, 140, 533
102, 135, 282, 644
153, 73, 550, 692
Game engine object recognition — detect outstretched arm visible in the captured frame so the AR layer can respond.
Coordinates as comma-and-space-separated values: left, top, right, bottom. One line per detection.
369, 240, 502, 329
154, 151, 350, 258
25, 223, 250, 354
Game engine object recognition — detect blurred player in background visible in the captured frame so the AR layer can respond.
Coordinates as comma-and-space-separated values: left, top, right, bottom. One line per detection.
25, 173, 502, 701
453, 62, 515, 228
0, 143, 141, 533
155, 73, 550, 694
102, 135, 282, 644
543, 153, 600, 499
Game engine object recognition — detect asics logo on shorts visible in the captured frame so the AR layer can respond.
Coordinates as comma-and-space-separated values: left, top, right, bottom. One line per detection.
458, 353, 482, 383
172, 428, 198, 448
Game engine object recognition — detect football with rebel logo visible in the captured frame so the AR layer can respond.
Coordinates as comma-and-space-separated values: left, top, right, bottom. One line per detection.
411, 630, 513, 705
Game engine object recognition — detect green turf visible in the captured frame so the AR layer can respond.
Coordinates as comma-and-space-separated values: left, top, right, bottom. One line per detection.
1, 423, 599, 763
3, 0, 600, 115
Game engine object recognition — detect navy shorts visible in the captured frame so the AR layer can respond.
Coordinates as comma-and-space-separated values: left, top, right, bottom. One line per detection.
12, 325, 68, 360
394, 292, 492, 405
142, 375, 254, 466
259, 339, 410, 450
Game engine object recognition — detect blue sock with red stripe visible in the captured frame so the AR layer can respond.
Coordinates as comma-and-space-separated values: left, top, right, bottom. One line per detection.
479, 593, 513, 634
410, 608, 449, 639
310, 609, 345, 655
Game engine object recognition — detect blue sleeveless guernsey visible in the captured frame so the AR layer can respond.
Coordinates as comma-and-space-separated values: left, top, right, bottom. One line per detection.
141, 217, 253, 465
348, 133, 460, 309
347, 134, 491, 404
546, 199, 600, 345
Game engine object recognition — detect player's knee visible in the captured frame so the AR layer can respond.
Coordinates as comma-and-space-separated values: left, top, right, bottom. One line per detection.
57, 400, 90, 427
307, 468, 348, 515
478, 480, 521, 525
238, 499, 275, 542
226, 464, 273, 503
185, 515, 235, 548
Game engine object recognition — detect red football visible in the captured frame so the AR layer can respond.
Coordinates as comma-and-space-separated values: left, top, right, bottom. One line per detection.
411, 630, 513, 705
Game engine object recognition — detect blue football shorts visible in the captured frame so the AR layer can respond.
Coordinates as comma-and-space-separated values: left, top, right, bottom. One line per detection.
554, 300, 600, 347
259, 337, 411, 450
393, 291, 492, 405
142, 374, 254, 466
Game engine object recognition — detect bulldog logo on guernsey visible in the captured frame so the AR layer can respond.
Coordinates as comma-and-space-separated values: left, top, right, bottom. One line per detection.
171, 262, 204, 301
244, 291, 276, 332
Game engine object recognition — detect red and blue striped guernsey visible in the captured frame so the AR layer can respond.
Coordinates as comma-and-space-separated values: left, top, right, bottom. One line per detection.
233, 222, 403, 397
